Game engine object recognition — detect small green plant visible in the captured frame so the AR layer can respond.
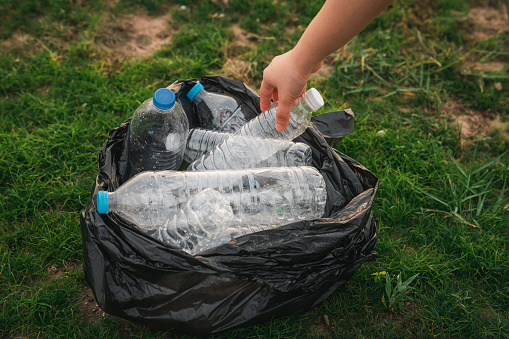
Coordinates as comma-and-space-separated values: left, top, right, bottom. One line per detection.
371, 271, 387, 283
383, 272, 420, 309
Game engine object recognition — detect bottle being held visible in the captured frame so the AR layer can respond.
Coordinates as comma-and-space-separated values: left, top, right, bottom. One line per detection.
184, 128, 312, 167
186, 82, 248, 133
95, 166, 327, 254
129, 88, 189, 176
188, 88, 323, 171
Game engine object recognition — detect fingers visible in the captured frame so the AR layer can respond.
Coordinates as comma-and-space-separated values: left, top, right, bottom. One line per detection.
275, 99, 293, 131
259, 79, 274, 112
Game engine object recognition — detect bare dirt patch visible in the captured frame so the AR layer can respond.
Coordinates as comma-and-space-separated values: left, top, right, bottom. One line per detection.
0, 31, 43, 54
463, 58, 507, 74
307, 314, 333, 336
79, 286, 107, 325
440, 100, 509, 144
78, 286, 133, 331
473, 61, 505, 72
466, 6, 508, 41
95, 13, 173, 58
481, 307, 507, 322
46, 262, 81, 282
231, 24, 266, 49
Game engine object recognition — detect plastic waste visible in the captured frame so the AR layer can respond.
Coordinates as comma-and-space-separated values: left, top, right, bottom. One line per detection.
81, 75, 378, 334
188, 88, 324, 170
156, 188, 235, 255
96, 166, 327, 253
184, 128, 312, 167
128, 88, 189, 176
187, 82, 248, 133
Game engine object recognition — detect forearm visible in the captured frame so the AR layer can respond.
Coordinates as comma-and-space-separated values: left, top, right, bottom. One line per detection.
293, 0, 393, 73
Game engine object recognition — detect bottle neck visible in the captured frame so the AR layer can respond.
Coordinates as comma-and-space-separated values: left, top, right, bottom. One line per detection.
288, 97, 315, 120
191, 89, 205, 104
107, 192, 117, 212
151, 100, 174, 113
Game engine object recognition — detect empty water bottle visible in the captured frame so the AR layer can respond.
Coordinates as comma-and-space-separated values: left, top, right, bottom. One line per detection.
184, 128, 312, 167
188, 88, 324, 171
96, 166, 327, 254
128, 88, 189, 176
156, 188, 235, 255
187, 82, 248, 133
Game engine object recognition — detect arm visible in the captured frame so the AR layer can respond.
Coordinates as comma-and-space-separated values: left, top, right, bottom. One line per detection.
260, 0, 393, 131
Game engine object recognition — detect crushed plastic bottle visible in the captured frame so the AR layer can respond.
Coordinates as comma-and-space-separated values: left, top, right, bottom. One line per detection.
187, 82, 248, 133
184, 128, 312, 167
188, 88, 324, 171
156, 188, 235, 255
128, 88, 189, 176
96, 166, 327, 254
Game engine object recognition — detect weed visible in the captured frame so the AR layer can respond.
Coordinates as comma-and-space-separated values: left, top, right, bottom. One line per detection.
383, 272, 420, 309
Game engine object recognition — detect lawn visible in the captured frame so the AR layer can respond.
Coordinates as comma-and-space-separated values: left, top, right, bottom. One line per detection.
1, 0, 508, 337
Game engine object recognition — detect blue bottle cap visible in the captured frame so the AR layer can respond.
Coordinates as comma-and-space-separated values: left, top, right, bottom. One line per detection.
153, 88, 176, 110
96, 191, 109, 214
186, 82, 204, 101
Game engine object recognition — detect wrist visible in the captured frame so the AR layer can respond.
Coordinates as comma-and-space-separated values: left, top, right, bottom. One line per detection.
289, 47, 323, 76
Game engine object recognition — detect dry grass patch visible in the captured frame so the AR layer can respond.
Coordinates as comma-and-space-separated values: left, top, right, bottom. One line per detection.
221, 57, 253, 84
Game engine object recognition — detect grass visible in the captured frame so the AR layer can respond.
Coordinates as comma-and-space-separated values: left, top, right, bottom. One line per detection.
1, 0, 508, 337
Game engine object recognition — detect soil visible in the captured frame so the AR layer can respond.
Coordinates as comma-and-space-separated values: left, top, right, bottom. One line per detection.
94, 13, 173, 58
473, 61, 506, 72
440, 100, 508, 144
0, 31, 43, 54
466, 6, 509, 41
307, 314, 333, 336
79, 286, 106, 324
232, 24, 257, 48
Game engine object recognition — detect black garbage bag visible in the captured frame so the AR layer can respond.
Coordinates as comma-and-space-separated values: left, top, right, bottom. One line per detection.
80, 76, 378, 334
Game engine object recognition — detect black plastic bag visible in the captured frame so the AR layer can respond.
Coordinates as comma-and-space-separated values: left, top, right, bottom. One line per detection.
80, 76, 378, 334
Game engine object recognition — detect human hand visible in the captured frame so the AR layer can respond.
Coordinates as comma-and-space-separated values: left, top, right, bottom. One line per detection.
260, 50, 322, 131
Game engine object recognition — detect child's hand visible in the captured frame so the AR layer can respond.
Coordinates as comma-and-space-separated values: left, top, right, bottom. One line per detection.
260, 50, 322, 131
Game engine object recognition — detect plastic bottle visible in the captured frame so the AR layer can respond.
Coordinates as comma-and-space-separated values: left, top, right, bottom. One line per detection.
96, 166, 327, 254
186, 82, 248, 133
156, 188, 235, 255
128, 88, 189, 176
188, 88, 324, 171
184, 128, 313, 167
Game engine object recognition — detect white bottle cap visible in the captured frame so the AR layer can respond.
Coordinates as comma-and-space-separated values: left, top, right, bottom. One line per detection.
303, 88, 324, 111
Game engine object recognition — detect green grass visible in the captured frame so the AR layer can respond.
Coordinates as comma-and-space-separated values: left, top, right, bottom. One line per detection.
1, 0, 508, 337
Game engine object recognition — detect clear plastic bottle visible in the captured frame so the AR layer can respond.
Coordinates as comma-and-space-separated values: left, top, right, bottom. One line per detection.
128, 88, 189, 176
186, 82, 248, 133
96, 166, 327, 254
156, 188, 235, 255
184, 128, 312, 167
188, 88, 324, 171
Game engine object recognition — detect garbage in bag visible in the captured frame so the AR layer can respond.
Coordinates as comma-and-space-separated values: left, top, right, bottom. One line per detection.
80, 76, 378, 334
96, 166, 328, 255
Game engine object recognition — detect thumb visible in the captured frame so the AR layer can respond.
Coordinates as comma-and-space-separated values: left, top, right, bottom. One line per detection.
275, 99, 293, 132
